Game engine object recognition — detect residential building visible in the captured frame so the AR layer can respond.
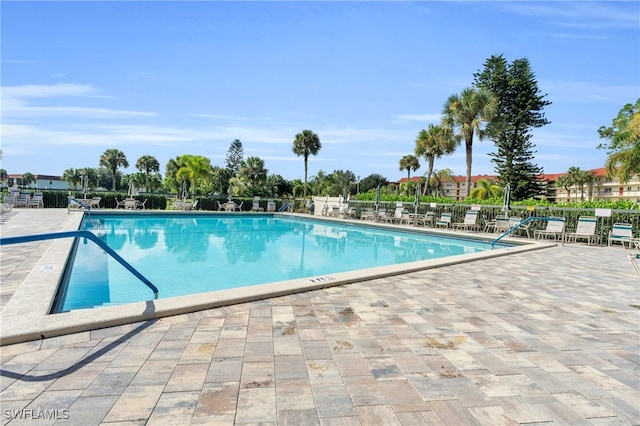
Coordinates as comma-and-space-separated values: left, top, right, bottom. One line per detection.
398, 168, 640, 203
3, 174, 69, 190
550, 168, 640, 203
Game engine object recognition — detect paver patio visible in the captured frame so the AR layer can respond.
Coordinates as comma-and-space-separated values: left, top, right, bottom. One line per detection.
1, 209, 638, 425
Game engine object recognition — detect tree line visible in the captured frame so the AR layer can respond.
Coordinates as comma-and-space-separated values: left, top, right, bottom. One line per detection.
53, 136, 389, 200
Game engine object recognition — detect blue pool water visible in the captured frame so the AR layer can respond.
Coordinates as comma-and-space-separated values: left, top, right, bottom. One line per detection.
57, 214, 501, 312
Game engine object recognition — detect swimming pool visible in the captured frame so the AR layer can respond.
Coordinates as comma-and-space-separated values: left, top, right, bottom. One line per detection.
55, 213, 509, 312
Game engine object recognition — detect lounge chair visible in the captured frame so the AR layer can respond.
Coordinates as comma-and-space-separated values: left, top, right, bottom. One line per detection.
509, 216, 531, 238
534, 217, 565, 241
375, 209, 387, 222
217, 201, 225, 211
14, 193, 30, 208
566, 216, 597, 245
343, 207, 356, 219
608, 223, 633, 248
416, 211, 435, 227
360, 208, 375, 221
387, 203, 404, 223
181, 200, 197, 211
115, 197, 126, 209
89, 197, 102, 208
28, 194, 44, 208
435, 212, 452, 228
124, 199, 138, 210
452, 210, 480, 231
399, 211, 412, 225
251, 197, 263, 212
493, 215, 511, 233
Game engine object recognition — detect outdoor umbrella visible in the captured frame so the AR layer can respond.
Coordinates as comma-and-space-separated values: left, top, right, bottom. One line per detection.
502, 183, 511, 217
414, 184, 420, 214
128, 180, 136, 198
82, 175, 88, 199
375, 186, 380, 212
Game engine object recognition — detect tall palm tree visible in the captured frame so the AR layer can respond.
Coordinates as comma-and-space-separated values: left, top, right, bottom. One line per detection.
99, 149, 129, 191
135, 155, 160, 192
62, 168, 82, 190
176, 155, 212, 200
558, 166, 594, 201
399, 154, 420, 181
598, 99, 640, 183
238, 156, 268, 194
442, 87, 497, 197
604, 147, 640, 184
429, 168, 454, 197
414, 125, 456, 196
292, 130, 321, 198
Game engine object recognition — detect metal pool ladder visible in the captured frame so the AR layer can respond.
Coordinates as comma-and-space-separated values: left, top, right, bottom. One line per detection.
0, 230, 158, 296
491, 216, 566, 249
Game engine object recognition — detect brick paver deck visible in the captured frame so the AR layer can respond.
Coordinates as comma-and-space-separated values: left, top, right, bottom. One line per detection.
1, 209, 638, 425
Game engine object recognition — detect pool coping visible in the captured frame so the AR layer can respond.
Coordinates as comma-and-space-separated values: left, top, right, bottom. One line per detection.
0, 211, 557, 345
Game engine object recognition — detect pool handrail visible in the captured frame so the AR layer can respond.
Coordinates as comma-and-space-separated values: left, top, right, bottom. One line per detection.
68, 197, 91, 213
0, 230, 159, 296
491, 216, 565, 249
278, 202, 292, 212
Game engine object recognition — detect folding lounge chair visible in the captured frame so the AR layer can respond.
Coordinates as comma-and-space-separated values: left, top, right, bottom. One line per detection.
435, 212, 452, 228
566, 216, 597, 245
608, 223, 633, 248
360, 208, 376, 221
28, 194, 44, 208
493, 216, 511, 233
508, 217, 531, 238
387, 203, 404, 223
416, 211, 435, 227
252, 197, 263, 212
534, 217, 565, 241
452, 210, 479, 231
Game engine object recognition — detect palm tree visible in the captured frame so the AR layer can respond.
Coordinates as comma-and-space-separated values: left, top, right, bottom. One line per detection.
429, 168, 454, 197
135, 155, 160, 192
555, 173, 574, 201
414, 125, 456, 196
399, 154, 420, 181
292, 130, 321, 198
99, 149, 129, 191
176, 155, 212, 200
598, 99, 640, 183
442, 87, 497, 197
21, 172, 35, 188
62, 168, 82, 190
604, 147, 640, 184
470, 179, 502, 200
558, 166, 594, 201
238, 156, 268, 194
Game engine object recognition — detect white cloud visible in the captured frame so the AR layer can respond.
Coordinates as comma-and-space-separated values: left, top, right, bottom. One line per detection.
542, 80, 637, 105
505, 2, 639, 30
1, 83, 157, 118
2, 83, 97, 98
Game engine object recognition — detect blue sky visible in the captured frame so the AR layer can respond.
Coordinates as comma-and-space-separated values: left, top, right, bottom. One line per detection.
2, 1, 639, 183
